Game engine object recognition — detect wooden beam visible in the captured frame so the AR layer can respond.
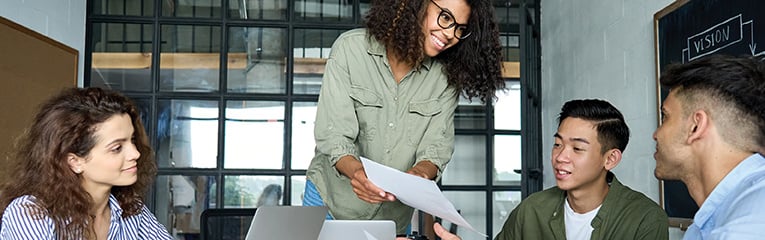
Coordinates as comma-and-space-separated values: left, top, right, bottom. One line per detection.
91, 52, 521, 78
502, 61, 520, 79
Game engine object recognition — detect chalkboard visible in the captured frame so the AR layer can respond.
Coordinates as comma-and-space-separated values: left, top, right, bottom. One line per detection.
653, 0, 765, 228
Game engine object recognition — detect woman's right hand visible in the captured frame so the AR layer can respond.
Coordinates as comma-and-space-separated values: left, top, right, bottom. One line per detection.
336, 156, 396, 203
348, 167, 396, 203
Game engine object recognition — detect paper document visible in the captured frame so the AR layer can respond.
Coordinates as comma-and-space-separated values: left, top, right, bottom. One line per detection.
360, 157, 487, 237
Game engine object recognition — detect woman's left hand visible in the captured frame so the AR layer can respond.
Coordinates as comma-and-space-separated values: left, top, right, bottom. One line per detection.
406, 161, 438, 180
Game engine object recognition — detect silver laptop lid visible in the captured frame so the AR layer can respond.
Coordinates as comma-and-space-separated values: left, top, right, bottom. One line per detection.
317, 220, 396, 240
244, 206, 328, 240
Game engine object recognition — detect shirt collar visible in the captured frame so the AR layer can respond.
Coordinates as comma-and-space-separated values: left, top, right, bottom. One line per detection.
591, 172, 621, 227
692, 153, 765, 226
366, 36, 435, 71
108, 194, 124, 218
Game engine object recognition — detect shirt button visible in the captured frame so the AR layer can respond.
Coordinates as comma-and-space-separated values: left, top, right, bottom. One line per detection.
388, 122, 394, 127
385, 149, 390, 153
394, 97, 398, 101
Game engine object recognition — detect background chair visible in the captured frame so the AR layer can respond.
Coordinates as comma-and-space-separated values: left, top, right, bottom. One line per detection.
200, 208, 258, 240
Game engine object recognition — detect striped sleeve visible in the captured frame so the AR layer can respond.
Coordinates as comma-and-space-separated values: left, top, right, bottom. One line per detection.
0, 196, 55, 240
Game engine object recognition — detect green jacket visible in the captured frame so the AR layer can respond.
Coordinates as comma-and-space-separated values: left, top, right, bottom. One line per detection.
495, 173, 668, 240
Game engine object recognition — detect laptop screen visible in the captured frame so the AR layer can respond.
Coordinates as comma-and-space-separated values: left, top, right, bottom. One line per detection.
244, 206, 328, 240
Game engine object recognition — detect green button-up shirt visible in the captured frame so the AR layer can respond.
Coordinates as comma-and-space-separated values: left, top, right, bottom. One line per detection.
495, 172, 669, 240
306, 28, 458, 234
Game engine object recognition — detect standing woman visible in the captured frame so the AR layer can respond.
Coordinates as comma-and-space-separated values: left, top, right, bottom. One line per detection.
0, 88, 172, 239
304, 0, 504, 234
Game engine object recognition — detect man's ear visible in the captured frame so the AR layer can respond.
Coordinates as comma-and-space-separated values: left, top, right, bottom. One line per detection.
67, 153, 84, 174
687, 110, 710, 144
604, 149, 622, 171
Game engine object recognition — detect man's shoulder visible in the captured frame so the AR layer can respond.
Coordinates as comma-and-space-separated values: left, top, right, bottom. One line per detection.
604, 181, 666, 221
610, 181, 661, 207
520, 187, 565, 208
726, 167, 765, 208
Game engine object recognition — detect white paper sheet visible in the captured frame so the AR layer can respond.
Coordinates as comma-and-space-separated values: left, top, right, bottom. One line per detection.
360, 157, 487, 237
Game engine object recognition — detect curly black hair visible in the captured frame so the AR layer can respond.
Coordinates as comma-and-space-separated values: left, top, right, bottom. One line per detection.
365, 0, 505, 103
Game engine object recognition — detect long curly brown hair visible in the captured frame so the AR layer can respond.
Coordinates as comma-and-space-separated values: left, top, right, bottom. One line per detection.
0, 87, 157, 239
365, 0, 505, 103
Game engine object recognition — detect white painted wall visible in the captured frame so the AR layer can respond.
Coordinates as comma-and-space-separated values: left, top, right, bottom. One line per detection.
0, 0, 86, 86
540, 0, 684, 238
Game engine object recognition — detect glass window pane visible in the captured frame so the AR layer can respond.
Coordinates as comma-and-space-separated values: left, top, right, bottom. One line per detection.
154, 175, 216, 235
224, 175, 284, 208
132, 98, 152, 135
291, 102, 317, 169
493, 135, 521, 185
442, 191, 486, 240
91, 0, 153, 16
360, 0, 371, 17
227, 27, 287, 94
228, 0, 287, 20
90, 23, 153, 92
162, 0, 222, 18
293, 28, 346, 95
292, 176, 307, 206
455, 96, 486, 129
160, 24, 221, 92
156, 100, 220, 168
493, 191, 521, 238
500, 34, 520, 62
224, 101, 284, 169
295, 0, 353, 22
442, 135, 486, 185
494, 80, 521, 130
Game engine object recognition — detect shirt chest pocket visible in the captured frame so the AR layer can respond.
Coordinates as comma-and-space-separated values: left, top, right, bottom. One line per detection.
350, 86, 383, 140
406, 99, 442, 145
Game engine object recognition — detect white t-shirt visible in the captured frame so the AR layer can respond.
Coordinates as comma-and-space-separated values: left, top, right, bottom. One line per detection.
564, 198, 601, 240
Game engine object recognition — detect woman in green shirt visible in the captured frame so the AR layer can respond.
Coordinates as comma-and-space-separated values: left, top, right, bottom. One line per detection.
304, 0, 505, 234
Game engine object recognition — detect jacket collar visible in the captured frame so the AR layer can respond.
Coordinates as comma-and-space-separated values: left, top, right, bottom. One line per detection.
549, 171, 621, 240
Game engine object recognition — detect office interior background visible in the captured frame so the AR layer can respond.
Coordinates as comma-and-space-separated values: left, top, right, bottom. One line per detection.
0, 0, 685, 239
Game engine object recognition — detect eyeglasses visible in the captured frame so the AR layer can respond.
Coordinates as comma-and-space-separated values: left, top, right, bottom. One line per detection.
429, 0, 471, 40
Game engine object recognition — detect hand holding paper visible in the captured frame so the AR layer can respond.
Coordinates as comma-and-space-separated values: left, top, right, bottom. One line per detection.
360, 157, 487, 237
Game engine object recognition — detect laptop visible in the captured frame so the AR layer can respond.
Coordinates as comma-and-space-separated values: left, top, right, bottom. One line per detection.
318, 220, 396, 240
244, 206, 328, 240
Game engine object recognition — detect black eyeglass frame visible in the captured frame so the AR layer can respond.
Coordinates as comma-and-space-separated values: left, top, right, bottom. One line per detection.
429, 0, 472, 40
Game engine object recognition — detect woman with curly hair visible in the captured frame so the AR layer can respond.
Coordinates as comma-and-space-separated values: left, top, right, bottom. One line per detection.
0, 87, 171, 239
303, 0, 504, 234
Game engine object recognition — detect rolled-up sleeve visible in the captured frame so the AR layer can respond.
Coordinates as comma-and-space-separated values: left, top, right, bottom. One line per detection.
313, 36, 360, 176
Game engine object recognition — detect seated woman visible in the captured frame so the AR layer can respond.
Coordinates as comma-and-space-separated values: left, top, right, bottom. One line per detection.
0, 87, 172, 239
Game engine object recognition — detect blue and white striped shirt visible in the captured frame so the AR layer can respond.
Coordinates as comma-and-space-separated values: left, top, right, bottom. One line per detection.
0, 194, 172, 240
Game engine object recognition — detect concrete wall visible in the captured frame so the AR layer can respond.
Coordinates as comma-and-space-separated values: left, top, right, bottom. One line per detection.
0, 0, 86, 86
540, 0, 684, 238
